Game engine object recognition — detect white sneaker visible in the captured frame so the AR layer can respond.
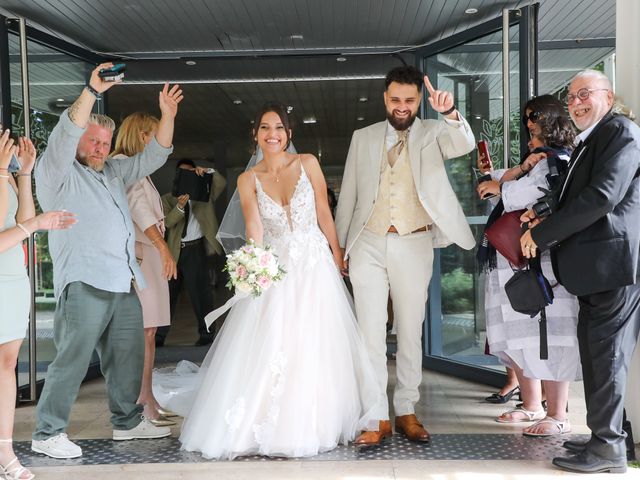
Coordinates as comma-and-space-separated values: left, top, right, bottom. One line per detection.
112, 417, 171, 441
31, 433, 82, 459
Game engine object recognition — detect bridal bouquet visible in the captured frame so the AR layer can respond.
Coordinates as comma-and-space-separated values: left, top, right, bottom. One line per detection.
224, 240, 286, 297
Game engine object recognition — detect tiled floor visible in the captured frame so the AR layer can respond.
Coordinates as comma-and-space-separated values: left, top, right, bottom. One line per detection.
12, 289, 640, 479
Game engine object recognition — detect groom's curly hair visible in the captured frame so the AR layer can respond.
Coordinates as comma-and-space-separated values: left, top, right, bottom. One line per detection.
385, 66, 423, 91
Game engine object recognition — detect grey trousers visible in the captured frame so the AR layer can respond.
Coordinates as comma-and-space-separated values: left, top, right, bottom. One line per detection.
33, 282, 144, 440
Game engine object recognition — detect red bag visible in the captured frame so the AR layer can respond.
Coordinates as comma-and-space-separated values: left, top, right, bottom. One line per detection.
485, 209, 527, 268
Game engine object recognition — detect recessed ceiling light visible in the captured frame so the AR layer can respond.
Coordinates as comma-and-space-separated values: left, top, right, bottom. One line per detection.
56, 98, 64, 102
185, 60, 196, 66
358, 96, 368, 103
303, 116, 317, 124
357, 116, 364, 121
233, 99, 243, 105
474, 115, 482, 119
336, 56, 347, 62
465, 8, 478, 14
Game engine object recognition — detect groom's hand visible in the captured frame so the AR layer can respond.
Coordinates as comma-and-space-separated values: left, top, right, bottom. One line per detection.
424, 75, 457, 120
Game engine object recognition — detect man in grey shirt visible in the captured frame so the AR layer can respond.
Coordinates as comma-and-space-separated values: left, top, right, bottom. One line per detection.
31, 63, 183, 459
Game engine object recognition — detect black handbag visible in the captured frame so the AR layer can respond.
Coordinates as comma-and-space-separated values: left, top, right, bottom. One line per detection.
504, 257, 554, 359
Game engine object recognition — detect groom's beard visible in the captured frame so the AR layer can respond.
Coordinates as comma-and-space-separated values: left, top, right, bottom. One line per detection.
386, 109, 417, 131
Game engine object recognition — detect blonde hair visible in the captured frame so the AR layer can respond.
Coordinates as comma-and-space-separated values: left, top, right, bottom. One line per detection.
612, 95, 636, 121
112, 112, 159, 156
88, 113, 116, 132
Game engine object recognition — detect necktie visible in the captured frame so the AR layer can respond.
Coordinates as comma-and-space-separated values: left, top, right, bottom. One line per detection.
388, 129, 408, 167
181, 201, 190, 239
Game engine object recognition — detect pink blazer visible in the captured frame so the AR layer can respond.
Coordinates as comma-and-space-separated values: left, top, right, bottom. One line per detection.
126, 176, 165, 247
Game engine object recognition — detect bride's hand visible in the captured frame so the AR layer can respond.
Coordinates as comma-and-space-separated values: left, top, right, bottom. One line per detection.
333, 251, 345, 272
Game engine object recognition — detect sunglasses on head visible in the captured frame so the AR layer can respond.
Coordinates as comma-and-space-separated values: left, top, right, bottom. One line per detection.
522, 111, 542, 125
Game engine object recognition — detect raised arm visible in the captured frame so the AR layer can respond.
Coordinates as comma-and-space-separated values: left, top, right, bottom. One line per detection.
68, 62, 121, 128
424, 74, 475, 158
0, 129, 16, 222
36, 63, 121, 191
14, 137, 37, 223
155, 83, 183, 148
109, 83, 182, 186
237, 171, 263, 246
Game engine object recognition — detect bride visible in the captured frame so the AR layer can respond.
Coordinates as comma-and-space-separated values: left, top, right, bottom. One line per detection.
157, 103, 385, 459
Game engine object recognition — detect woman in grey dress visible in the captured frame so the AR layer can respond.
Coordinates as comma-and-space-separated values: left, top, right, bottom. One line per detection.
0, 130, 75, 480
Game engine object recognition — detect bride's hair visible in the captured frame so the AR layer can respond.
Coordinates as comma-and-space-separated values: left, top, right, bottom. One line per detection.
252, 102, 291, 151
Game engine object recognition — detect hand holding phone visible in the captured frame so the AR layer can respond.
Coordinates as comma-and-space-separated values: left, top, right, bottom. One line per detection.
477, 140, 493, 173
98, 63, 126, 82
0, 128, 20, 173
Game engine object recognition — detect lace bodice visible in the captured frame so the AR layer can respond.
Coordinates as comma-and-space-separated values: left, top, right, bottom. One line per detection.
254, 164, 329, 261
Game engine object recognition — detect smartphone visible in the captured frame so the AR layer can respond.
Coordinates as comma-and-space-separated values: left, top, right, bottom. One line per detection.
8, 151, 21, 173
477, 140, 491, 168
98, 63, 126, 81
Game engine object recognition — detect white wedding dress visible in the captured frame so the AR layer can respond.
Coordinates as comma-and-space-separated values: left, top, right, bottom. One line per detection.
154, 164, 384, 460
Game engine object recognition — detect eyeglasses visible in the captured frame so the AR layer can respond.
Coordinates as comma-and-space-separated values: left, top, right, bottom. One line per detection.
565, 88, 610, 104
522, 111, 542, 125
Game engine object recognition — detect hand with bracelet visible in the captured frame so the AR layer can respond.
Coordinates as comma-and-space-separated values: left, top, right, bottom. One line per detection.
424, 74, 458, 119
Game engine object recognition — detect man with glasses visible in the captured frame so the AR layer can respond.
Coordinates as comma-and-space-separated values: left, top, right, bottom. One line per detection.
520, 69, 640, 474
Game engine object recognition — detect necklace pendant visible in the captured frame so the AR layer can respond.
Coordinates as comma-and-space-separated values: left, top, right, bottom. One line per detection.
276, 176, 279, 183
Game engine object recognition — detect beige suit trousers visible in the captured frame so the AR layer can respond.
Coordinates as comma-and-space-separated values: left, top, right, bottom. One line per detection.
349, 228, 434, 418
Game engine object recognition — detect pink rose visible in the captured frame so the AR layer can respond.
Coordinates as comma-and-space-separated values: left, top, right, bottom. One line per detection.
257, 275, 272, 290
236, 265, 248, 279
258, 252, 273, 267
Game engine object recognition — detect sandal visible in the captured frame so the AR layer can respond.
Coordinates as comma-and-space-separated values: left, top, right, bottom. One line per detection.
0, 439, 34, 480
523, 416, 571, 437
484, 386, 520, 404
495, 406, 546, 423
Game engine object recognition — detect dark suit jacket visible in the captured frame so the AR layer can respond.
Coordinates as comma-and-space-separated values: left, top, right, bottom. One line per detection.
531, 112, 640, 297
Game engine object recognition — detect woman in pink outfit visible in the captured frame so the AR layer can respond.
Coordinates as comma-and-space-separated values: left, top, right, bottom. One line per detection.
112, 112, 177, 425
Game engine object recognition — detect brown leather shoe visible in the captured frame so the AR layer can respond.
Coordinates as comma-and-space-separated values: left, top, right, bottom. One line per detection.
395, 414, 431, 443
354, 420, 392, 446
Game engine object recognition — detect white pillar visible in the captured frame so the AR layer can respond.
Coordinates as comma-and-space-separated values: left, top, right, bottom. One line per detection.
617, 0, 640, 438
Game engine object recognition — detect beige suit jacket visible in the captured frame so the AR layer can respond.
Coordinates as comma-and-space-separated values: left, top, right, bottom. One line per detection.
335, 116, 476, 257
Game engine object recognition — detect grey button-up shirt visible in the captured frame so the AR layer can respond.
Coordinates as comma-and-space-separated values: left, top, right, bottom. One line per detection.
35, 110, 173, 298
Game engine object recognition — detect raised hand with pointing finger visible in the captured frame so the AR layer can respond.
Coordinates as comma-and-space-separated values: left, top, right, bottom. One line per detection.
423, 74, 457, 118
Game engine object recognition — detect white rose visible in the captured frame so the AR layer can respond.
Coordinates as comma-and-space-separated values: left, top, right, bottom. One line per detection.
236, 282, 252, 293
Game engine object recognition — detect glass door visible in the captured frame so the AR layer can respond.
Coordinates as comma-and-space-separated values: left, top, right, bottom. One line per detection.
1, 16, 105, 400
416, 6, 536, 385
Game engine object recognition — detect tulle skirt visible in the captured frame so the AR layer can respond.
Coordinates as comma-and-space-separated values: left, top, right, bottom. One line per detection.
154, 237, 384, 459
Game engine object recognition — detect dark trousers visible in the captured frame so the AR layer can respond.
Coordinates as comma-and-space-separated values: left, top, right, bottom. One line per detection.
577, 282, 640, 460
156, 239, 214, 341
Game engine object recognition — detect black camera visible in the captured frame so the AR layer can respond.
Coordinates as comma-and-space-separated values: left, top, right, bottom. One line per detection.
532, 186, 555, 219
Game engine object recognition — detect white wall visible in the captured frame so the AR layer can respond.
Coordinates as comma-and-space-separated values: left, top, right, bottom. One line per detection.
616, 0, 640, 438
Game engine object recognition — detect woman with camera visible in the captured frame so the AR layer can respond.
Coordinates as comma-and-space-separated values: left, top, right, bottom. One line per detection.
476, 95, 581, 437
0, 129, 75, 480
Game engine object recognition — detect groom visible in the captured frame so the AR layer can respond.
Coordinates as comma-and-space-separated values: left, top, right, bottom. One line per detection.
335, 65, 475, 446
